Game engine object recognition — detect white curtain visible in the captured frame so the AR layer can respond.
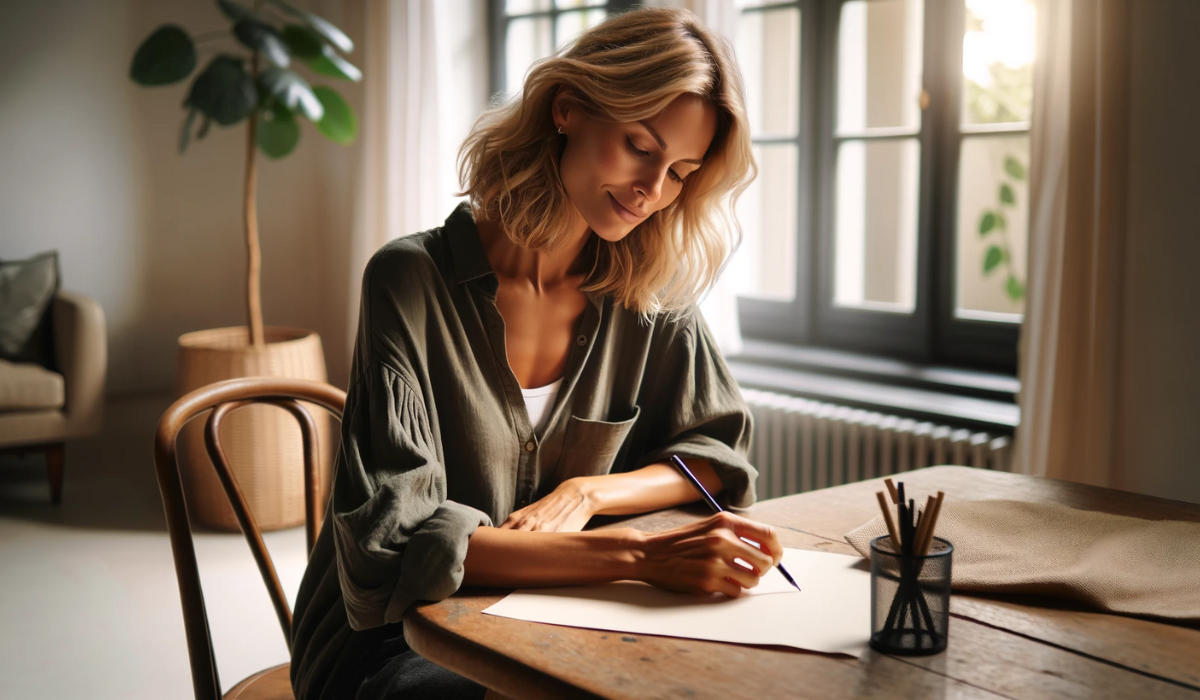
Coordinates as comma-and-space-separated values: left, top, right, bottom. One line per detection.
1013, 0, 1130, 486
344, 0, 489, 356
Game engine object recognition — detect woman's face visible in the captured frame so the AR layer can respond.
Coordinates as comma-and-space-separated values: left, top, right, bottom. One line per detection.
553, 92, 718, 243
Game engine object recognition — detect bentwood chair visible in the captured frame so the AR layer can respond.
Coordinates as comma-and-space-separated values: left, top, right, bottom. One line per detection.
152, 377, 346, 700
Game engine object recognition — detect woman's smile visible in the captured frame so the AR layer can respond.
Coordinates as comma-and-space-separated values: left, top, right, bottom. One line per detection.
608, 192, 644, 224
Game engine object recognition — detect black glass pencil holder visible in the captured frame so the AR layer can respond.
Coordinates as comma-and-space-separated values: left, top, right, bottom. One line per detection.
869, 535, 953, 656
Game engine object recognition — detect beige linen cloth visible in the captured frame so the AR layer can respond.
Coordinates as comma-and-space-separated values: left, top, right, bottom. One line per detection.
845, 500, 1200, 622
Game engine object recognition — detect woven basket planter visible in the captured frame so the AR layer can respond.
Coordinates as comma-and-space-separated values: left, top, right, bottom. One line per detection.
176, 326, 336, 532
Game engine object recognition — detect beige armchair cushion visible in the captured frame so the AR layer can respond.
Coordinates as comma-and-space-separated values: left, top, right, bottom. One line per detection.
0, 290, 105, 447
0, 359, 64, 411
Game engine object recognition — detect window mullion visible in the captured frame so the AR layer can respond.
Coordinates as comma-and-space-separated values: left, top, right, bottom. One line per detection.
735, 0, 810, 344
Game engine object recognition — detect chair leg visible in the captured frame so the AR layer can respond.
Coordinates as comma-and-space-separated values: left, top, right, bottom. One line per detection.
46, 444, 64, 505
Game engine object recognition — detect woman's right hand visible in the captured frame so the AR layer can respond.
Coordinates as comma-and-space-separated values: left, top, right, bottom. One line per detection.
633, 511, 783, 598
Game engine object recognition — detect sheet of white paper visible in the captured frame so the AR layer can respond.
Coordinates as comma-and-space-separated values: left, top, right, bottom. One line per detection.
482, 548, 871, 657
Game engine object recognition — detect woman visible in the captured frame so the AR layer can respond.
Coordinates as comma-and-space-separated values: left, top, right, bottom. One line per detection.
290, 8, 782, 699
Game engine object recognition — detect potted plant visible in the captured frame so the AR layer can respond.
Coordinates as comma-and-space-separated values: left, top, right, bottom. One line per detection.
130, 0, 359, 531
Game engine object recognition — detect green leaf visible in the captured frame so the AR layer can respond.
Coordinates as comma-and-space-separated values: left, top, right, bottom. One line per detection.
233, 20, 291, 68
999, 183, 1015, 206
196, 115, 212, 140
131, 25, 196, 86
281, 24, 323, 59
216, 0, 265, 23
995, 212, 1007, 230
187, 55, 258, 126
257, 101, 300, 158
979, 211, 996, 236
179, 107, 198, 154
1006, 274, 1026, 301
984, 245, 1003, 274
307, 44, 362, 82
258, 67, 323, 120
267, 0, 353, 53
312, 85, 357, 144
1004, 156, 1026, 181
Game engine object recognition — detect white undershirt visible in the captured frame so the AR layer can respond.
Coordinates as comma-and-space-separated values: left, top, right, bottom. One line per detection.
521, 377, 563, 433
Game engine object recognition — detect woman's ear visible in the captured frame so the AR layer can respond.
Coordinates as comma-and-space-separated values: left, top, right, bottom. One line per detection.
550, 86, 573, 133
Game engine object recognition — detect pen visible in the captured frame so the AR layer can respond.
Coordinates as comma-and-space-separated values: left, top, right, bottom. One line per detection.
669, 455, 801, 593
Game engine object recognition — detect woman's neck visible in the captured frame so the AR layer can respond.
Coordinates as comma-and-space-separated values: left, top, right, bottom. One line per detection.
476, 213, 592, 293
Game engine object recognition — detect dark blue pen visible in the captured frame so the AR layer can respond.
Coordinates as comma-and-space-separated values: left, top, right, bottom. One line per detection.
669, 455, 801, 592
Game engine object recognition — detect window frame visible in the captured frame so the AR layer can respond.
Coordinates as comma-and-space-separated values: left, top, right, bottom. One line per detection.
931, 0, 1023, 372
742, 0, 1022, 375
488, 0, 638, 98
736, 0, 817, 348
811, 0, 937, 362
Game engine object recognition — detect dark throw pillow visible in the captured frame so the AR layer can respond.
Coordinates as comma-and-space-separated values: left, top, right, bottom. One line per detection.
0, 251, 60, 370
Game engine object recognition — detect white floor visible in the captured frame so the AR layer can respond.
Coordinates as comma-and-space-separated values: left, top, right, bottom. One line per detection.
0, 394, 310, 699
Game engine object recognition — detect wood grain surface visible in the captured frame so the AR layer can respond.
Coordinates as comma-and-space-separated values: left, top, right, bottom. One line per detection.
405, 466, 1200, 699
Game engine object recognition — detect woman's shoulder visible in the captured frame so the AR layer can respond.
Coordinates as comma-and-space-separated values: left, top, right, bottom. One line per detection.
650, 304, 704, 337
607, 301, 705, 350
361, 225, 455, 303
355, 227, 461, 347
366, 228, 446, 282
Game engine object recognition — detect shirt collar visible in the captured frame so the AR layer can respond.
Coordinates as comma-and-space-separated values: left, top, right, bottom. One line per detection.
444, 201, 604, 311
445, 202, 494, 284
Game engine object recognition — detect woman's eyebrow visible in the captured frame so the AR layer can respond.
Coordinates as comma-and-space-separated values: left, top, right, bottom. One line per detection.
638, 121, 703, 165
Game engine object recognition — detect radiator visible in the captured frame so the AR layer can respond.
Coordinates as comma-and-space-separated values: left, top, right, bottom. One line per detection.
742, 388, 1012, 500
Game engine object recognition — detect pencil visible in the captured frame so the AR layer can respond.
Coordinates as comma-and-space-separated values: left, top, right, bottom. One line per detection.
875, 490, 901, 551
918, 491, 945, 556
884, 478, 899, 505
669, 455, 801, 593
912, 495, 937, 557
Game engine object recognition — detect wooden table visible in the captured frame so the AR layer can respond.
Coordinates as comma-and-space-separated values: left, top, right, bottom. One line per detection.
403, 466, 1200, 699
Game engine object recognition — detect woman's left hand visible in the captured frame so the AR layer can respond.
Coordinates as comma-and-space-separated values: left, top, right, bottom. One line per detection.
499, 478, 596, 532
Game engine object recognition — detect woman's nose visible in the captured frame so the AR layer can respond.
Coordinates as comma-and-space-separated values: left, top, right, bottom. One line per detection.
634, 165, 667, 204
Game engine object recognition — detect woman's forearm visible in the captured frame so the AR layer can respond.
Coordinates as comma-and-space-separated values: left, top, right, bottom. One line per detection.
465, 459, 725, 588
462, 526, 645, 587
577, 460, 725, 517
464, 511, 786, 598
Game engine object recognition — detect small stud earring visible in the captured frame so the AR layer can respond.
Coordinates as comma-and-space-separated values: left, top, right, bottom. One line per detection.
557, 126, 564, 135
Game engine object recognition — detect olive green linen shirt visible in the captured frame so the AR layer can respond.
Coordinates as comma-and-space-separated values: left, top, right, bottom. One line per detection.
290, 203, 757, 698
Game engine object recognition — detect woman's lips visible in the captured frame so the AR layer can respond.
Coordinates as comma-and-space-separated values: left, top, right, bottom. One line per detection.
608, 193, 643, 224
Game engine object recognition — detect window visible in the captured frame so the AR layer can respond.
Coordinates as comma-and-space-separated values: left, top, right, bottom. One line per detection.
737, 0, 1035, 373
490, 0, 1035, 374
490, 0, 637, 98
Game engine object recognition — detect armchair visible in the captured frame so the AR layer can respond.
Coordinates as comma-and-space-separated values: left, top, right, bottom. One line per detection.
0, 290, 106, 503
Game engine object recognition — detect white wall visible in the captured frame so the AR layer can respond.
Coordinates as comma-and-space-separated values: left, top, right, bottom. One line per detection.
0, 0, 360, 395
1112, 0, 1200, 503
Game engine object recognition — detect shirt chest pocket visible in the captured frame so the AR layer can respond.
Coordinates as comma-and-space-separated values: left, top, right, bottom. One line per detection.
555, 405, 640, 481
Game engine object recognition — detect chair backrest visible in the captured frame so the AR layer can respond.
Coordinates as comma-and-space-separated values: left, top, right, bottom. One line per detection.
152, 377, 346, 700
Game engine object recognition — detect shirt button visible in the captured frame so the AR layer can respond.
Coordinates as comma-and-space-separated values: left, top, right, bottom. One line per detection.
524, 440, 536, 452
576, 334, 587, 346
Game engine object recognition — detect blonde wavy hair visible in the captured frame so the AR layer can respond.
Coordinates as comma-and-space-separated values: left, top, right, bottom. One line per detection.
458, 7, 756, 316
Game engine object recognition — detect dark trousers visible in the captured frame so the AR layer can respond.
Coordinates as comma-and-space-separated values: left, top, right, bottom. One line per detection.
323, 623, 486, 700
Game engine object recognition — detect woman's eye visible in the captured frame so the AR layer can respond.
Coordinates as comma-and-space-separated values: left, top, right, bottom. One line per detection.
627, 136, 684, 184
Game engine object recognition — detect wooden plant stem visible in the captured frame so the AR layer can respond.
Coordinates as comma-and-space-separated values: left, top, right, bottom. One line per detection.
244, 51, 265, 348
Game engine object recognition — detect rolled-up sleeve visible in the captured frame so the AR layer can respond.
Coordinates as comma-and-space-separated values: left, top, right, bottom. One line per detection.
331, 362, 491, 631
638, 313, 758, 508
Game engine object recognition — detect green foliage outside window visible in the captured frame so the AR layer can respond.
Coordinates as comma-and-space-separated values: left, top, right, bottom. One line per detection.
978, 155, 1026, 303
